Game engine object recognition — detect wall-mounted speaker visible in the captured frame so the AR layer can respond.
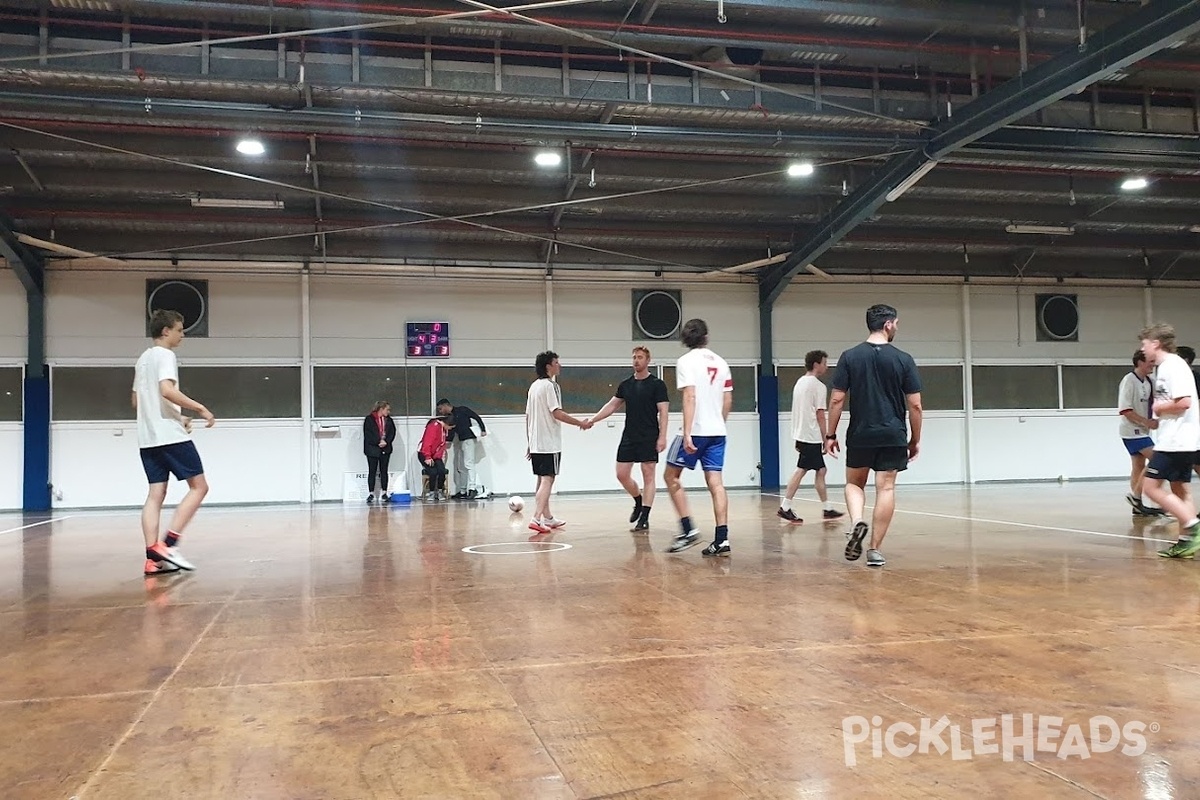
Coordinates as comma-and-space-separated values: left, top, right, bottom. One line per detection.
632, 290, 682, 340
1035, 293, 1079, 342
146, 279, 209, 338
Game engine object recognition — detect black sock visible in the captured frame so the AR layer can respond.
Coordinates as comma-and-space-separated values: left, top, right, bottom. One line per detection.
639, 505, 651, 522
164, 530, 180, 548
680, 516, 693, 537
146, 546, 162, 561
715, 525, 728, 544
633, 494, 642, 508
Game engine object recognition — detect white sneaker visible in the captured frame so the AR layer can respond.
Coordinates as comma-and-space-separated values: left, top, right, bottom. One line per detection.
543, 517, 566, 529
164, 547, 196, 571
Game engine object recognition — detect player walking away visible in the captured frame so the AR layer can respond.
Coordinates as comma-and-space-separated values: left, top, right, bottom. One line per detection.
133, 309, 215, 576
585, 346, 670, 531
663, 319, 734, 556
525, 351, 591, 533
1117, 350, 1162, 516
1135, 325, 1200, 559
826, 304, 922, 568
778, 349, 844, 524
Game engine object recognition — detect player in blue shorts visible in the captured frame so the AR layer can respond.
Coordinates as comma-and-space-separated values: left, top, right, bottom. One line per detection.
664, 319, 734, 556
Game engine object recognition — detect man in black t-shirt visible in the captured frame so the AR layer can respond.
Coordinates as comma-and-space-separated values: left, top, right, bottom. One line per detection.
586, 346, 670, 531
827, 304, 923, 568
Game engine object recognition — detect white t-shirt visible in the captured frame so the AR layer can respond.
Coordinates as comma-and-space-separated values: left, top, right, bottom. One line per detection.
133, 345, 189, 449
526, 377, 562, 453
1152, 353, 1199, 453
790, 373, 826, 444
1117, 371, 1152, 440
675, 347, 733, 437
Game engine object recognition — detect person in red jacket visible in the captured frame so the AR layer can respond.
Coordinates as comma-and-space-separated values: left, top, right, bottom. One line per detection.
419, 415, 453, 500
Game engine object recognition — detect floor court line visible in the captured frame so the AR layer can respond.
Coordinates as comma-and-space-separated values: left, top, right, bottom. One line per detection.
763, 493, 1178, 545
0, 515, 76, 536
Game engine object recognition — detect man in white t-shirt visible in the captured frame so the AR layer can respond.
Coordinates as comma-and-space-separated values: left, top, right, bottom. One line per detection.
778, 349, 844, 524
1116, 349, 1161, 516
1136, 324, 1200, 558
525, 350, 591, 534
133, 309, 215, 576
664, 319, 734, 556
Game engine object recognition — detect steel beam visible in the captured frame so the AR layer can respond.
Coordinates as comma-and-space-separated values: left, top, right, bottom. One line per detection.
0, 215, 50, 513
760, 0, 1200, 305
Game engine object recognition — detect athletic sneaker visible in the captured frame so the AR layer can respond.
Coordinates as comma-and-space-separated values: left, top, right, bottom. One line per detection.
823, 509, 845, 520
702, 540, 731, 557
144, 558, 181, 576
543, 517, 567, 529
1159, 539, 1195, 559
629, 501, 642, 524
165, 547, 196, 571
528, 518, 550, 534
1172, 526, 1200, 558
865, 549, 886, 567
667, 529, 699, 552
777, 508, 802, 524
845, 522, 868, 561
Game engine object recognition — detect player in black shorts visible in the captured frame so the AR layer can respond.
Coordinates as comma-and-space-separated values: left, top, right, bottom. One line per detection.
585, 346, 669, 531
826, 304, 923, 568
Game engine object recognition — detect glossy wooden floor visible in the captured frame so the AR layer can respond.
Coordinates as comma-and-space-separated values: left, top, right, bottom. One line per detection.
3, 482, 1199, 799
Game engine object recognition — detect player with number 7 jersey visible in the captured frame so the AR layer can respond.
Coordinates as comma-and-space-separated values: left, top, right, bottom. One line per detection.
676, 349, 733, 437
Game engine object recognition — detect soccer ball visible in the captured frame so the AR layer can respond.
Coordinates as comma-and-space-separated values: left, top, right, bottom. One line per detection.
508, 495, 525, 512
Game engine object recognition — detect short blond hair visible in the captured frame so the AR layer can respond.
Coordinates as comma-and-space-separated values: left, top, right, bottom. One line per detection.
632, 346, 651, 359
1140, 323, 1177, 353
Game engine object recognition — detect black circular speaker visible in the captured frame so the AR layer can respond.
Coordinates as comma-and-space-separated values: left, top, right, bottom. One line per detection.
635, 291, 682, 339
1038, 294, 1079, 340
147, 280, 206, 334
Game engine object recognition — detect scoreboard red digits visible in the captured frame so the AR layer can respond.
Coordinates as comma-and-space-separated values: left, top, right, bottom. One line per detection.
406, 322, 451, 358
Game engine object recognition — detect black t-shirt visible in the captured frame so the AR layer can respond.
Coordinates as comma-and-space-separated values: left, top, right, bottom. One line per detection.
831, 341, 922, 448
615, 374, 669, 441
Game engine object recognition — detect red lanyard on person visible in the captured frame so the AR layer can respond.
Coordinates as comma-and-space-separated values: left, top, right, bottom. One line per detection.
376, 413, 386, 440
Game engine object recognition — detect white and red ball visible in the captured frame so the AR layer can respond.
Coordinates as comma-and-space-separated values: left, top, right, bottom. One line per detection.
508, 495, 525, 512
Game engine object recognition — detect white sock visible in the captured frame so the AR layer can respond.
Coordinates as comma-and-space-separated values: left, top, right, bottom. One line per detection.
1142, 494, 1156, 508
780, 498, 792, 511
823, 501, 834, 511
1185, 518, 1199, 531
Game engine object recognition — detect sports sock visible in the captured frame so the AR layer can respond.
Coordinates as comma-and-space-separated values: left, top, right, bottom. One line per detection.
164, 530, 181, 548
679, 516, 693, 537
714, 525, 728, 544
780, 498, 792, 512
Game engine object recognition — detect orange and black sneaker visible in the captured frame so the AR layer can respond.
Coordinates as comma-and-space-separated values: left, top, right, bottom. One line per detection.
144, 558, 181, 576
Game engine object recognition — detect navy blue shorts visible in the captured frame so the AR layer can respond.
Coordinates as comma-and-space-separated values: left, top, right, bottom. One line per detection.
141, 441, 205, 484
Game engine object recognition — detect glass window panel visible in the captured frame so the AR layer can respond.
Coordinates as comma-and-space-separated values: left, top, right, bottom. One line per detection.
663, 365, 756, 413
433, 366, 529, 416
0, 367, 21, 421
53, 366, 136, 421
917, 366, 964, 411
178, 367, 301, 419
558, 367, 639, 413
972, 365, 1059, 409
1062, 365, 1134, 409
314, 367, 431, 418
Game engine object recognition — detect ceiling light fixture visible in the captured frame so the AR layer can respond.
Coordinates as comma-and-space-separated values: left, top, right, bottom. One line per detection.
236, 137, 266, 156
1189, 225, 1200, 234
787, 162, 815, 178
1005, 224, 1074, 235
885, 159, 938, 202
191, 196, 284, 209
1120, 176, 1149, 191
534, 151, 562, 167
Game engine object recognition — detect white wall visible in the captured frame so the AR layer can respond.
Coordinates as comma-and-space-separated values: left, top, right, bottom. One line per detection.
0, 269, 25, 360
2, 271, 1200, 510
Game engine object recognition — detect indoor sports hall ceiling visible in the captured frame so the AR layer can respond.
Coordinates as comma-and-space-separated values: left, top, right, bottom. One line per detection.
1, 0, 1199, 283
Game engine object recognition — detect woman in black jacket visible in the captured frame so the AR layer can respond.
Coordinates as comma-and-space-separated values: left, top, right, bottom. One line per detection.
363, 400, 397, 503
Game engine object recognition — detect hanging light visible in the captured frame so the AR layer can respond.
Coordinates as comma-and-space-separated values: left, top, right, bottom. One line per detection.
787, 162, 815, 177
236, 137, 266, 156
